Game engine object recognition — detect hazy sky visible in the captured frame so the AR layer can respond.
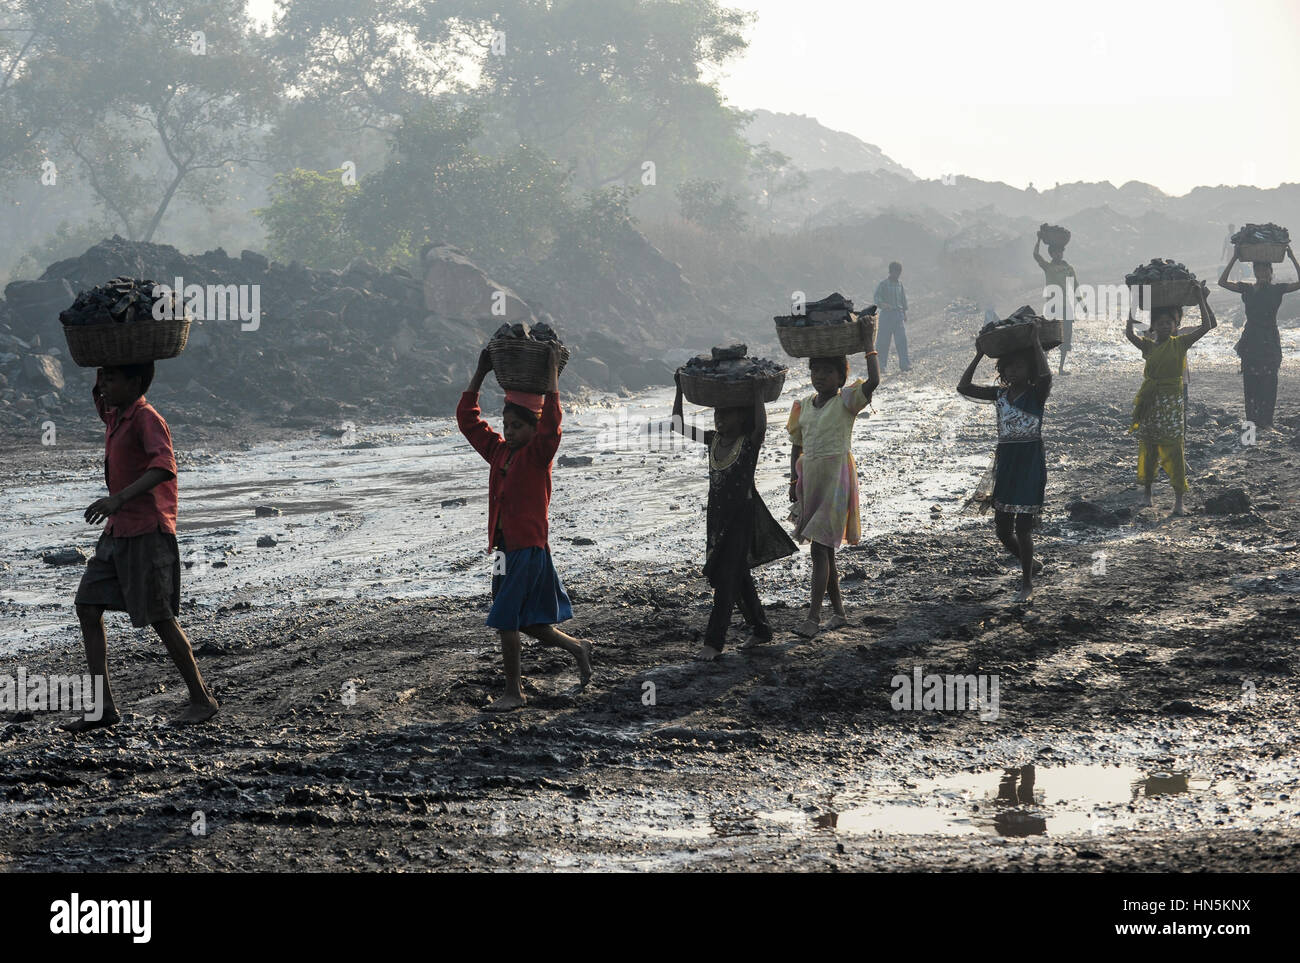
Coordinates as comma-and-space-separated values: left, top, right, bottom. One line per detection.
248, 0, 1298, 195
719, 0, 1300, 194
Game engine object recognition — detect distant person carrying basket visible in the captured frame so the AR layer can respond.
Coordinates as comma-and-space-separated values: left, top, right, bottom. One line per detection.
873, 261, 910, 372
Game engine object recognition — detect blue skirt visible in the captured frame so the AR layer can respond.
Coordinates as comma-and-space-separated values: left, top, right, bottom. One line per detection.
487, 546, 573, 630
992, 440, 1046, 516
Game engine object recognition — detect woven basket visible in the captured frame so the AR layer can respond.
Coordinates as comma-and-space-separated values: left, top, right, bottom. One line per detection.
488, 338, 570, 392
774, 317, 866, 358
62, 319, 191, 368
678, 368, 786, 409
976, 318, 1063, 358
1237, 242, 1285, 263
1131, 279, 1201, 309
1038, 226, 1071, 247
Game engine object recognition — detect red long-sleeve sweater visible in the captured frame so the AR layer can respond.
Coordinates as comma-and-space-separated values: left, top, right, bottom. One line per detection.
456, 390, 561, 551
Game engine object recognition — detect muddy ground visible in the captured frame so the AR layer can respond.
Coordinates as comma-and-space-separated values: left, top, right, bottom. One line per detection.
2, 313, 1299, 872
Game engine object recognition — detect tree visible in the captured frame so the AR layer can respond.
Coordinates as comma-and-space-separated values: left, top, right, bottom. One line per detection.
676, 178, 746, 233
749, 142, 809, 213
255, 167, 361, 269
457, 0, 754, 193
9, 0, 279, 241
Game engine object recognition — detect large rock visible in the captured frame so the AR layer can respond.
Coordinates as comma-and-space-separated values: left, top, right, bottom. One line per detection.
571, 355, 611, 390
20, 353, 64, 392
615, 357, 674, 391
421, 243, 532, 323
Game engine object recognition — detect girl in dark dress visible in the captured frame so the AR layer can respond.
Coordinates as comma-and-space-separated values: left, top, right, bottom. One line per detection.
957, 330, 1052, 601
671, 373, 797, 661
1219, 246, 1300, 429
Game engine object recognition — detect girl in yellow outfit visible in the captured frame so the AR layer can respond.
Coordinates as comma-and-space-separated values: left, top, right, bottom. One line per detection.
786, 315, 881, 637
1124, 284, 1216, 515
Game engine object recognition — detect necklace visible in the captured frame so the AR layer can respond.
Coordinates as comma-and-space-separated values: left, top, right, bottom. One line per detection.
709, 434, 744, 471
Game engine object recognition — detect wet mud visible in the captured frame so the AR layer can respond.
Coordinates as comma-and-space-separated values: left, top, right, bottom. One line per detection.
2, 318, 1300, 871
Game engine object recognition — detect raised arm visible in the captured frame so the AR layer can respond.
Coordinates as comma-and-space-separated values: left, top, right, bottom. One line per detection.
456, 348, 503, 462
670, 369, 709, 444
1182, 283, 1217, 347
1282, 245, 1300, 295
531, 342, 564, 464
1033, 238, 1049, 270
749, 382, 767, 448
861, 313, 881, 401
1032, 326, 1053, 403
1218, 253, 1246, 294
1124, 311, 1146, 351
957, 348, 998, 401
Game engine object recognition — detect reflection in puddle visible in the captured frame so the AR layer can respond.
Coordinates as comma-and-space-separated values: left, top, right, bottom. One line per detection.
623, 764, 1233, 842
759, 764, 1220, 839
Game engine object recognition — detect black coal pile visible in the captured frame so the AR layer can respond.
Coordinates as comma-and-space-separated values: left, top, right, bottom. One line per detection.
60, 277, 188, 326
1038, 223, 1071, 246
490, 320, 563, 344
1231, 223, 1290, 245
683, 343, 786, 381
775, 292, 876, 327
0, 236, 676, 438
980, 304, 1042, 334
1125, 259, 1198, 285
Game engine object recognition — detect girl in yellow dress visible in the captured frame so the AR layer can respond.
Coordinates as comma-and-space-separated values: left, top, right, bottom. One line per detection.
1125, 284, 1216, 515
786, 315, 880, 637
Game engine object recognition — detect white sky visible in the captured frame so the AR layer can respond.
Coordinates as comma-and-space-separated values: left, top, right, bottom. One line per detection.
718, 0, 1300, 193
248, 0, 1298, 195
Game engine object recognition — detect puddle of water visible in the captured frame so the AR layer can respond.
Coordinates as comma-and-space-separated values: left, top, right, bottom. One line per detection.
764, 764, 1225, 838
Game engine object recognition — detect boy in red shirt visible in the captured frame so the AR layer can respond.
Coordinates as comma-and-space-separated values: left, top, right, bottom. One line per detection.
457, 345, 592, 711
69, 363, 219, 730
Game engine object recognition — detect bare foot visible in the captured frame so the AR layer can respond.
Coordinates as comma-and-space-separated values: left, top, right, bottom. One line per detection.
576, 641, 593, 686
170, 699, 219, 726
693, 645, 722, 662
62, 710, 121, 733
793, 618, 820, 638
739, 631, 773, 651
1031, 558, 1044, 575
1014, 586, 1034, 602
825, 614, 848, 630
484, 693, 525, 712
1173, 497, 1185, 516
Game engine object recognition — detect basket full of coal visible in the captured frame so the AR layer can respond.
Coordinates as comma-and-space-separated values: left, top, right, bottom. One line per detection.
677, 344, 787, 408
58, 276, 192, 367
1124, 259, 1205, 308
1232, 223, 1289, 263
487, 321, 570, 392
976, 305, 1063, 357
774, 292, 876, 358
1037, 223, 1071, 248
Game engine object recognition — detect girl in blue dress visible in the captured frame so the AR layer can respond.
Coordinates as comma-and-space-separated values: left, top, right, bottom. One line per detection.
957, 329, 1052, 600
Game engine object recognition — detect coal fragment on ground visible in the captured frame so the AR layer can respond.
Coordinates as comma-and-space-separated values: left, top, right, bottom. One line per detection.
557, 455, 593, 468
256, 535, 277, 548
42, 547, 90, 566
1203, 488, 1251, 515
1066, 500, 1122, 527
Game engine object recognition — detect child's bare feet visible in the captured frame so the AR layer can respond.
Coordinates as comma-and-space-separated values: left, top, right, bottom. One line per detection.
1173, 494, 1185, 516
62, 709, 121, 733
793, 618, 820, 638
694, 645, 722, 662
1014, 583, 1034, 602
170, 697, 219, 726
485, 693, 526, 712
825, 614, 848, 630
577, 641, 593, 686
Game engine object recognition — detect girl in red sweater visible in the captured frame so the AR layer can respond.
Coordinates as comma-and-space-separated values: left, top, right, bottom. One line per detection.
457, 345, 592, 711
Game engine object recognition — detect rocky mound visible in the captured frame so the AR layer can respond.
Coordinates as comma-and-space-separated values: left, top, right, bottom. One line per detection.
0, 236, 677, 438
